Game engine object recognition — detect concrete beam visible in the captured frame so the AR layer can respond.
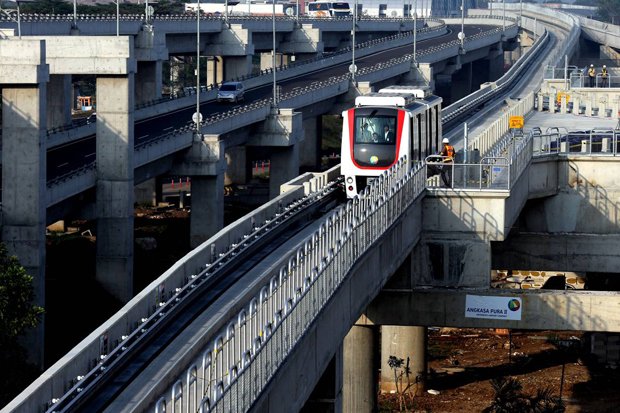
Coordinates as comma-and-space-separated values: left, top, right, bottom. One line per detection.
34, 36, 137, 75
204, 24, 254, 56
367, 289, 620, 333
0, 39, 49, 84
279, 24, 323, 54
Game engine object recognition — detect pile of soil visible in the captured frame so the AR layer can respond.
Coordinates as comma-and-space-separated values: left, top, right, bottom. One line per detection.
380, 329, 620, 412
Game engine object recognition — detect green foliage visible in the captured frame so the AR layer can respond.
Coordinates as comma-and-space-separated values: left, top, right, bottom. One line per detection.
20, 0, 72, 14
0, 243, 44, 406
0, 244, 44, 339
483, 376, 565, 413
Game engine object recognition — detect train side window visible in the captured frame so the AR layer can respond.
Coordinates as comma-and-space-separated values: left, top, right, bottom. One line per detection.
416, 114, 422, 161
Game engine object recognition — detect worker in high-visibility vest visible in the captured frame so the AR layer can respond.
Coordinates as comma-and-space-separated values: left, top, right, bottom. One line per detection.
588, 64, 596, 87
602, 65, 609, 87
439, 138, 456, 187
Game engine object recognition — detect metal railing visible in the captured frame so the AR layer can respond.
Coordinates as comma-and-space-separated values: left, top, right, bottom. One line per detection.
569, 73, 620, 89
532, 127, 620, 156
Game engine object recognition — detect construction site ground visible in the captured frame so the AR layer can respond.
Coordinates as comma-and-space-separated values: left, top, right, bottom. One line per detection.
379, 328, 620, 413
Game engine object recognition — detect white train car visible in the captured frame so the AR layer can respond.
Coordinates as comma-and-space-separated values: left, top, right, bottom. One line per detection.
340, 86, 442, 198
355, 0, 433, 17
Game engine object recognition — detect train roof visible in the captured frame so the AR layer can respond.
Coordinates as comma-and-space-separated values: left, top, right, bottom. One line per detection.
354, 92, 441, 109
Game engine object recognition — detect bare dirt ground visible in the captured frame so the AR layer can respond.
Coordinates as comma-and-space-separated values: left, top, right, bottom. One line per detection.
379, 328, 620, 413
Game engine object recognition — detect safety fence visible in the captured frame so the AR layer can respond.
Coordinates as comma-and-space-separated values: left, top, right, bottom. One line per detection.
532, 127, 620, 156
467, 91, 535, 156
569, 73, 620, 89
158, 158, 425, 413
426, 129, 533, 192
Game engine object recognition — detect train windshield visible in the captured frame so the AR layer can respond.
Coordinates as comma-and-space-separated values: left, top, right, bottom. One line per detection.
353, 109, 398, 167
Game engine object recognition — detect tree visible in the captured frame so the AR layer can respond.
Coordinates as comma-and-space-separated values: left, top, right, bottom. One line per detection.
0, 243, 44, 406
387, 355, 420, 412
20, 0, 72, 14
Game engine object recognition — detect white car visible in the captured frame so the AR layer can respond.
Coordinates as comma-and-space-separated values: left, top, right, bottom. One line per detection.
217, 81, 245, 103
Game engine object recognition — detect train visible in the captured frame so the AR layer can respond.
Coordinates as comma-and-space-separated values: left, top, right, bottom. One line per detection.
340, 86, 443, 198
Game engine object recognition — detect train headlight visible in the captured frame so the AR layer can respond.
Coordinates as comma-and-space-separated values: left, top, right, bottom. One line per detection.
346, 177, 353, 184
348, 186, 354, 192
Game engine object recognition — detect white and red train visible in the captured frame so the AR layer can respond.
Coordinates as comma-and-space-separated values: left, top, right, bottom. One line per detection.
340, 86, 443, 198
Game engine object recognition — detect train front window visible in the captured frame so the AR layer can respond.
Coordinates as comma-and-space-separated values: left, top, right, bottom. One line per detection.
353, 109, 398, 167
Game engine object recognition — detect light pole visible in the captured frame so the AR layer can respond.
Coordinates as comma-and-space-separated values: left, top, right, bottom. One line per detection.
502, 0, 506, 32
195, 0, 202, 133
460, 0, 465, 49
519, 0, 523, 26
272, 0, 277, 109
115, 0, 119, 36
72, 0, 77, 29
351, 0, 357, 83
413, 0, 417, 63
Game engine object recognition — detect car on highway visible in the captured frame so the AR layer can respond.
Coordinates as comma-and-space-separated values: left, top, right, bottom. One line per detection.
216, 81, 245, 103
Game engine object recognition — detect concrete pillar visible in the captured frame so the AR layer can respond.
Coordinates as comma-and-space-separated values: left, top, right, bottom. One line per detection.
135, 177, 157, 206
96, 74, 135, 303
403, 62, 434, 91
249, 108, 304, 198
206, 56, 224, 86
380, 326, 427, 395
343, 325, 375, 413
451, 62, 473, 102
225, 145, 248, 185
0, 39, 49, 368
304, 344, 343, 413
169, 56, 184, 97
190, 175, 224, 247
300, 116, 321, 170
47, 74, 72, 129
136, 60, 163, 105
270, 144, 299, 199
224, 55, 253, 80
412, 237, 491, 288
172, 134, 226, 248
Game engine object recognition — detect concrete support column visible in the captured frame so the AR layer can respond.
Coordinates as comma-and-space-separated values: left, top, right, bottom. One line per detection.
206, 56, 224, 86
169, 56, 184, 97
135, 177, 158, 206
304, 345, 343, 413
225, 145, 248, 185
412, 237, 492, 288
403, 62, 434, 90
136, 60, 163, 105
300, 116, 321, 170
250, 108, 304, 198
224, 55, 253, 80
343, 324, 376, 413
47, 74, 72, 129
190, 174, 224, 247
380, 326, 427, 395
270, 144, 299, 199
96, 74, 135, 303
0, 39, 49, 368
172, 134, 226, 247
259, 52, 289, 71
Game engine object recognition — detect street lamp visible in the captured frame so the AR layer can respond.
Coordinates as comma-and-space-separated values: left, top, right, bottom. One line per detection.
460, 0, 465, 49
272, 0, 277, 108
502, 0, 506, 32
412, 0, 417, 63
351, 0, 357, 83
72, 0, 77, 30
194, 0, 203, 132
